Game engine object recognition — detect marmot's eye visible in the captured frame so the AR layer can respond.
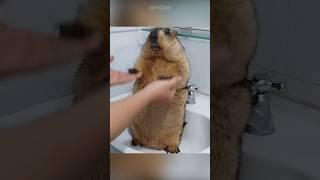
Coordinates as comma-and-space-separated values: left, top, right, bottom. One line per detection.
164, 28, 170, 35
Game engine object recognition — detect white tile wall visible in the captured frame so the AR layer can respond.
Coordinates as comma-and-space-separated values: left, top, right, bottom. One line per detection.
250, 0, 320, 108
180, 38, 210, 94
286, 0, 320, 84
110, 27, 210, 98
110, 27, 145, 97
252, 0, 289, 71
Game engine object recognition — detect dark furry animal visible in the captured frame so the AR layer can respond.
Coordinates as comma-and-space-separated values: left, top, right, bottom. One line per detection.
213, 0, 257, 179
129, 27, 190, 153
59, 0, 107, 102
59, 0, 107, 179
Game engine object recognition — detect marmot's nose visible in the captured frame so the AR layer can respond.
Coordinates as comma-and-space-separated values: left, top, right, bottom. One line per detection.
150, 30, 158, 42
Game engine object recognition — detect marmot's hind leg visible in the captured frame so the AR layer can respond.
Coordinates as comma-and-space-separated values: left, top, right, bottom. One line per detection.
214, 130, 241, 180
164, 145, 180, 153
163, 128, 183, 153
131, 137, 143, 147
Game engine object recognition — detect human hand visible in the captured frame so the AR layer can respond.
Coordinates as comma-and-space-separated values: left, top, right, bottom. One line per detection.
143, 76, 183, 104
110, 55, 142, 86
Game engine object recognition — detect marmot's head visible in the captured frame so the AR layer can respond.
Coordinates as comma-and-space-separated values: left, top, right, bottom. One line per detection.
143, 27, 185, 60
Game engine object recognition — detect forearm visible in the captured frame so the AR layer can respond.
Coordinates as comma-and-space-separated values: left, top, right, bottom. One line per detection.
0, 25, 93, 76
0, 87, 107, 179
110, 89, 151, 141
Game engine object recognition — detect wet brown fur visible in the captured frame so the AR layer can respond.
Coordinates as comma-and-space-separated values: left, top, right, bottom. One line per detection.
64, 0, 107, 179
130, 28, 190, 153
72, 0, 107, 102
213, 0, 257, 179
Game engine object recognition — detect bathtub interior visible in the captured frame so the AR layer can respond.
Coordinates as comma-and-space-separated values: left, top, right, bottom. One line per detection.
110, 92, 210, 153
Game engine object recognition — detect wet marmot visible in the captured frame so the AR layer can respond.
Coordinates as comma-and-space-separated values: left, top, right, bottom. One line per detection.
213, 0, 257, 179
59, 0, 107, 102
130, 27, 190, 153
59, 0, 107, 179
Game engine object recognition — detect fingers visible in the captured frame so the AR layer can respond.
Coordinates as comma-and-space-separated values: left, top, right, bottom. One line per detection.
122, 73, 140, 81
110, 70, 141, 85
110, 56, 142, 86
136, 72, 142, 78
168, 76, 183, 90
171, 76, 183, 84
120, 71, 141, 81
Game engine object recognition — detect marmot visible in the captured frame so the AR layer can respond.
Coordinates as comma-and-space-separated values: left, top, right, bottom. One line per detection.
59, 0, 107, 102
213, 0, 257, 179
59, 0, 107, 179
130, 27, 190, 153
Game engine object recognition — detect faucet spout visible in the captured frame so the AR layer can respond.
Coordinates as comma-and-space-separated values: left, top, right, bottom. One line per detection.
187, 84, 199, 104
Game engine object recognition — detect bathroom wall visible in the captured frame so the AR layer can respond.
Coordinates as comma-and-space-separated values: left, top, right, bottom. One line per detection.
110, 27, 146, 97
249, 0, 320, 109
110, 27, 210, 98
0, 0, 86, 118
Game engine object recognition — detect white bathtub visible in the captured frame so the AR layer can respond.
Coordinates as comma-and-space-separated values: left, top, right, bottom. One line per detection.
110, 92, 210, 154
240, 94, 320, 180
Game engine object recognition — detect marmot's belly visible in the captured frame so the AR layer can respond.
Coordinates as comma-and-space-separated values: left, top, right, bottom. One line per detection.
131, 93, 187, 149
134, 111, 185, 149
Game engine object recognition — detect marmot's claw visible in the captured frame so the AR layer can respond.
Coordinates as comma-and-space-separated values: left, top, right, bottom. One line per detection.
131, 140, 137, 146
158, 75, 173, 80
131, 138, 140, 146
164, 146, 181, 153
183, 122, 187, 128
128, 68, 139, 74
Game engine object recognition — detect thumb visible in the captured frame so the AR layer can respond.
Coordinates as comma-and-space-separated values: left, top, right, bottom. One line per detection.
169, 76, 182, 88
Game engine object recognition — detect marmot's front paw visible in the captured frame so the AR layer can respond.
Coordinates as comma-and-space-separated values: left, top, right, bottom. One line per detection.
128, 68, 139, 74
158, 75, 173, 80
164, 145, 180, 153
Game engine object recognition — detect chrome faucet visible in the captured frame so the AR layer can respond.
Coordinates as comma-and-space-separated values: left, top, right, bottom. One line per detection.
187, 84, 199, 104
246, 73, 285, 136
